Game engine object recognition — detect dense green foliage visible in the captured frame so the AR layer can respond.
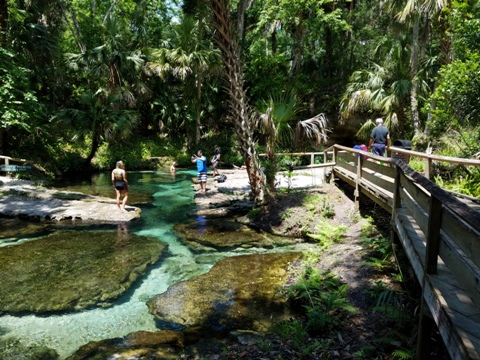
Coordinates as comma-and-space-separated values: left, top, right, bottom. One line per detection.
0, 0, 478, 181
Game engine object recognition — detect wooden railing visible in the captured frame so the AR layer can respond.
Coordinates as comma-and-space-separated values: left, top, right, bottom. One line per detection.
322, 144, 480, 359
0, 155, 33, 173
268, 145, 480, 357
263, 146, 480, 185
388, 146, 480, 180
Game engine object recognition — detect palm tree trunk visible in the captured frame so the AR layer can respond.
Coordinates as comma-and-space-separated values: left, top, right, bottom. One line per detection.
85, 131, 100, 165
289, 20, 306, 80
0, 0, 7, 154
0, 0, 7, 45
195, 73, 202, 144
209, 0, 265, 204
410, 12, 421, 137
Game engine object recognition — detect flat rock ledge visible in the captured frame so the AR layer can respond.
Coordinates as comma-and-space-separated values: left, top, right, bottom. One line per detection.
189, 169, 325, 218
0, 177, 140, 222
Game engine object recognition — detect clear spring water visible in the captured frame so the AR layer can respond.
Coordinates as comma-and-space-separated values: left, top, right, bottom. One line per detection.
0, 169, 311, 359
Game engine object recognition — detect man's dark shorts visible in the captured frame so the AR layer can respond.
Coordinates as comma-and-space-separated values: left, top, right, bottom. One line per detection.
372, 144, 386, 156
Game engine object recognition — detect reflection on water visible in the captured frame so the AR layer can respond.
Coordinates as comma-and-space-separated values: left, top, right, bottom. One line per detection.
0, 169, 311, 359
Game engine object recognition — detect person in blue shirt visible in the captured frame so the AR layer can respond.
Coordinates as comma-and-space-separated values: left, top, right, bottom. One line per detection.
368, 118, 390, 156
191, 150, 207, 193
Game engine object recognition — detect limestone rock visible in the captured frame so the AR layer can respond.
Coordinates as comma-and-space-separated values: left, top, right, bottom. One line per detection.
174, 219, 298, 252
0, 177, 141, 222
0, 230, 167, 314
67, 330, 183, 360
147, 252, 301, 332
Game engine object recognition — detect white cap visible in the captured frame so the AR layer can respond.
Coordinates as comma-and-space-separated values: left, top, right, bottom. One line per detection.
375, 118, 383, 124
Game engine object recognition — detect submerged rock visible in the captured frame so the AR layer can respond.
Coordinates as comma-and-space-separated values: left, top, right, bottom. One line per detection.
174, 219, 299, 252
147, 252, 301, 332
0, 230, 167, 314
0, 218, 52, 241
66, 330, 184, 360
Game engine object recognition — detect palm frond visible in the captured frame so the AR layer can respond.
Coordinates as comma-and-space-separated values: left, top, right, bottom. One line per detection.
294, 113, 330, 146
355, 119, 375, 142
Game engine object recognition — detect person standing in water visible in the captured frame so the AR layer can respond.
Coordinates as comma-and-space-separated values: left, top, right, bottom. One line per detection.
211, 145, 221, 177
111, 160, 129, 212
191, 150, 207, 193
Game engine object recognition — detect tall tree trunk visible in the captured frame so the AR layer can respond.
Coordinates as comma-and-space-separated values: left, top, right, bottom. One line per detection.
289, 20, 306, 80
195, 73, 202, 144
0, 0, 7, 154
0, 0, 7, 45
85, 130, 101, 165
271, 27, 277, 55
410, 12, 421, 137
195, 16, 204, 145
235, 0, 252, 47
209, 0, 265, 204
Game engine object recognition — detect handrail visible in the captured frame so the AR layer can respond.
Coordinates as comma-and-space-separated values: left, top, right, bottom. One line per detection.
389, 146, 480, 166
0, 155, 30, 165
272, 145, 480, 183
328, 144, 480, 359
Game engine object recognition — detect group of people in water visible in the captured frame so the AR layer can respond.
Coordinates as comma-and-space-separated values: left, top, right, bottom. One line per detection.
112, 118, 390, 210
112, 145, 231, 209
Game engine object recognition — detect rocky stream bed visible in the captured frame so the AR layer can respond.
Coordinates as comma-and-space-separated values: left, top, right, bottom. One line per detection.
0, 170, 449, 359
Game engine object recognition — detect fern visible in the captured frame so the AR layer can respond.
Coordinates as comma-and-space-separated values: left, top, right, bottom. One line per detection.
392, 348, 415, 359
306, 220, 347, 249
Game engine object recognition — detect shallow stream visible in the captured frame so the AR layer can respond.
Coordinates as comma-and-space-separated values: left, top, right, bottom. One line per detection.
0, 170, 308, 358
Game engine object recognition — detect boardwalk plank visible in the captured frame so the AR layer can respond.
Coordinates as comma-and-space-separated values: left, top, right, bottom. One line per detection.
400, 172, 430, 213
423, 277, 478, 359
429, 275, 480, 359
393, 209, 427, 281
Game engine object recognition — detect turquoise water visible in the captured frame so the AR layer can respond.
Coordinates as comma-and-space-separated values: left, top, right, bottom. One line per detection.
0, 170, 311, 358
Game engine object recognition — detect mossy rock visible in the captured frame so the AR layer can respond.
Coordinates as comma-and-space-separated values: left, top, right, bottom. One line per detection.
147, 252, 301, 332
0, 230, 167, 314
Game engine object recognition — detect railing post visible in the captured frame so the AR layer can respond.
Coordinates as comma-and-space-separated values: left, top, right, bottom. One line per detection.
392, 163, 401, 216
311, 153, 314, 166
354, 153, 362, 209
330, 147, 338, 184
323, 150, 329, 183
425, 157, 432, 180
416, 194, 442, 358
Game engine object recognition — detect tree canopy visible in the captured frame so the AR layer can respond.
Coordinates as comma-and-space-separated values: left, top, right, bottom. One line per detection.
0, 0, 478, 178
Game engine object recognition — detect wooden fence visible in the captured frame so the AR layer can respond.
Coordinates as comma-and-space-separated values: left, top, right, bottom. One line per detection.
324, 144, 480, 359
265, 146, 480, 358
0, 155, 33, 173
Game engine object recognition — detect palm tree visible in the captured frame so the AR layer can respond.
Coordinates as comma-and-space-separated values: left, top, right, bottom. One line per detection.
257, 92, 330, 191
54, 89, 139, 165
340, 31, 416, 142
63, 14, 146, 164
145, 15, 221, 145
391, 0, 450, 137
207, 0, 266, 204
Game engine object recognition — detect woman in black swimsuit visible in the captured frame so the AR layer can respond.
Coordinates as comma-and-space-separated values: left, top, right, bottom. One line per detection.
111, 160, 129, 211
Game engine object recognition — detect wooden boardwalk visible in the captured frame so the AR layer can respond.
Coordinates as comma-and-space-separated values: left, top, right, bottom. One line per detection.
326, 145, 480, 359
